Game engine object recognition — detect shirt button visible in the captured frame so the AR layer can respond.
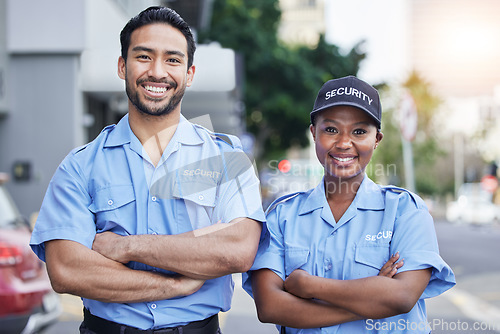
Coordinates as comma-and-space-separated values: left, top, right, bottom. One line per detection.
107, 199, 113, 206
198, 195, 204, 201
151, 303, 157, 309
151, 196, 157, 202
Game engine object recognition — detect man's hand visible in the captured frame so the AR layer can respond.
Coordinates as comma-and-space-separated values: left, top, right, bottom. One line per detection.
93, 231, 131, 263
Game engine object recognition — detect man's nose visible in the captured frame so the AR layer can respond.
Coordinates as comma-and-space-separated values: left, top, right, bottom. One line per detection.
148, 59, 167, 79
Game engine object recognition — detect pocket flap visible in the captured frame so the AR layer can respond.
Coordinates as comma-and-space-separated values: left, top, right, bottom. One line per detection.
89, 185, 135, 213
173, 178, 217, 207
285, 247, 310, 275
354, 244, 389, 270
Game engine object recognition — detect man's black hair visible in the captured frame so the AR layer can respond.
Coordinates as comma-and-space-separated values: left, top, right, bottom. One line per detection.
120, 6, 196, 68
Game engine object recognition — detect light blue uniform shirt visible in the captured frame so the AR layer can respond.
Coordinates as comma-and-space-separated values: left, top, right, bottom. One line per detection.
30, 114, 266, 330
243, 175, 455, 334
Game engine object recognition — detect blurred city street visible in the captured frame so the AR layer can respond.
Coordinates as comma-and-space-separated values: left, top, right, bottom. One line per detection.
42, 219, 500, 334
2, 0, 500, 333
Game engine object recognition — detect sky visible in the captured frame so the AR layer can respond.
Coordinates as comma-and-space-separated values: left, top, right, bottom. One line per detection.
325, 0, 410, 86
323, 0, 500, 163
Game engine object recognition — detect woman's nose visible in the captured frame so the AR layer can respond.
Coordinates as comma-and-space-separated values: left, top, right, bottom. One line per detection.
335, 133, 352, 149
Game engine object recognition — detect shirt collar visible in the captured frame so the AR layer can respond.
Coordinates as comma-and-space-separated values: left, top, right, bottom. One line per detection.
298, 180, 327, 216
175, 115, 205, 146
104, 114, 130, 148
354, 175, 385, 210
103, 114, 204, 148
298, 174, 384, 216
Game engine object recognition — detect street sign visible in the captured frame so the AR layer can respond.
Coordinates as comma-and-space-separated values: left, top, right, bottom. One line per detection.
399, 90, 418, 142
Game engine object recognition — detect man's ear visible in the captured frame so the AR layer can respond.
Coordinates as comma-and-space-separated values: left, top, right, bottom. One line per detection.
118, 56, 126, 80
186, 65, 195, 87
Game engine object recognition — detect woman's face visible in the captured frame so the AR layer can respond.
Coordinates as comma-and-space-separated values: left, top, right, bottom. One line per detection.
310, 105, 383, 183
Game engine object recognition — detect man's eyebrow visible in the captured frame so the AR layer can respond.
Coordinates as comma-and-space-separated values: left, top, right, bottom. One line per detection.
165, 50, 186, 58
131, 46, 186, 58
131, 46, 154, 53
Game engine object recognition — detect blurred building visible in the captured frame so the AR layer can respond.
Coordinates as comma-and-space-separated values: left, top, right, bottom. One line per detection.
278, 0, 325, 46
411, 0, 500, 98
0, 0, 244, 218
410, 0, 500, 189
326, 0, 500, 193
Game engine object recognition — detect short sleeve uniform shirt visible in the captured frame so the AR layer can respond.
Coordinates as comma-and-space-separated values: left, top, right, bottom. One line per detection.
243, 175, 455, 334
30, 114, 267, 330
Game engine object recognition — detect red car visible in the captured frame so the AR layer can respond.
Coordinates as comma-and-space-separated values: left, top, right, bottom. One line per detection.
0, 173, 61, 333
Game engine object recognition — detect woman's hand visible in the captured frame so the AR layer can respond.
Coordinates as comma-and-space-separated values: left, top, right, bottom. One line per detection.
285, 253, 403, 300
378, 252, 404, 277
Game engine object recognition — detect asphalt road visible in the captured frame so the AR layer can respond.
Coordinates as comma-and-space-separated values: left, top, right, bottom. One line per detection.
41, 220, 500, 334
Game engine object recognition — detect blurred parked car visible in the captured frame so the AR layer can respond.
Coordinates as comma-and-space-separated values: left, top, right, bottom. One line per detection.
446, 182, 500, 224
0, 173, 61, 334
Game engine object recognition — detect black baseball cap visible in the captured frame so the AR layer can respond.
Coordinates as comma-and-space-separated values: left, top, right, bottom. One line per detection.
311, 76, 381, 128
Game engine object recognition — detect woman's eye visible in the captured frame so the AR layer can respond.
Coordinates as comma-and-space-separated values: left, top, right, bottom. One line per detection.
353, 129, 367, 135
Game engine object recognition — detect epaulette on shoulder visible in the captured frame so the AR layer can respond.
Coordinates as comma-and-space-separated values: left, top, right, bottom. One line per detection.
382, 185, 425, 208
213, 133, 234, 147
101, 123, 116, 132
72, 143, 90, 155
383, 185, 407, 194
266, 191, 302, 214
192, 123, 235, 148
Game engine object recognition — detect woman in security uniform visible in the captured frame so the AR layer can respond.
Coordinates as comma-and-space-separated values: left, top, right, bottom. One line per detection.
244, 76, 455, 333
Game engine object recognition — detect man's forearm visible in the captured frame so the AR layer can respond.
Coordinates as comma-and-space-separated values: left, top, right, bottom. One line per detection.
125, 219, 262, 279
46, 239, 204, 303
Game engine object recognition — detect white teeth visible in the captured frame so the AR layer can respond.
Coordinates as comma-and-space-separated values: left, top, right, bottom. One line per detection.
334, 157, 354, 162
145, 85, 167, 93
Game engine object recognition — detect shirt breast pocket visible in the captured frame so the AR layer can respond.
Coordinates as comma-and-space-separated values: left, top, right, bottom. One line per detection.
88, 185, 136, 233
173, 179, 217, 231
353, 243, 390, 278
284, 246, 310, 277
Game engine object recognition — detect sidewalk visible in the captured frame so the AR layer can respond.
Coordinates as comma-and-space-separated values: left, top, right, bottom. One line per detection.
426, 272, 500, 333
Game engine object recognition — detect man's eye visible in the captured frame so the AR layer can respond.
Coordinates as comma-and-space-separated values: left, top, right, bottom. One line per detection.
137, 55, 150, 60
325, 127, 337, 133
167, 58, 181, 63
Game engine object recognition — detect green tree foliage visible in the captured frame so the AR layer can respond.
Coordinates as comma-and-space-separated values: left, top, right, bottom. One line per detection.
200, 0, 364, 163
370, 71, 450, 195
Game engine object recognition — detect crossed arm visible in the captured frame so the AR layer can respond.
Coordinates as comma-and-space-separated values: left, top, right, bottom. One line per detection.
45, 239, 204, 303
252, 254, 431, 329
45, 217, 262, 303
92, 217, 262, 280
